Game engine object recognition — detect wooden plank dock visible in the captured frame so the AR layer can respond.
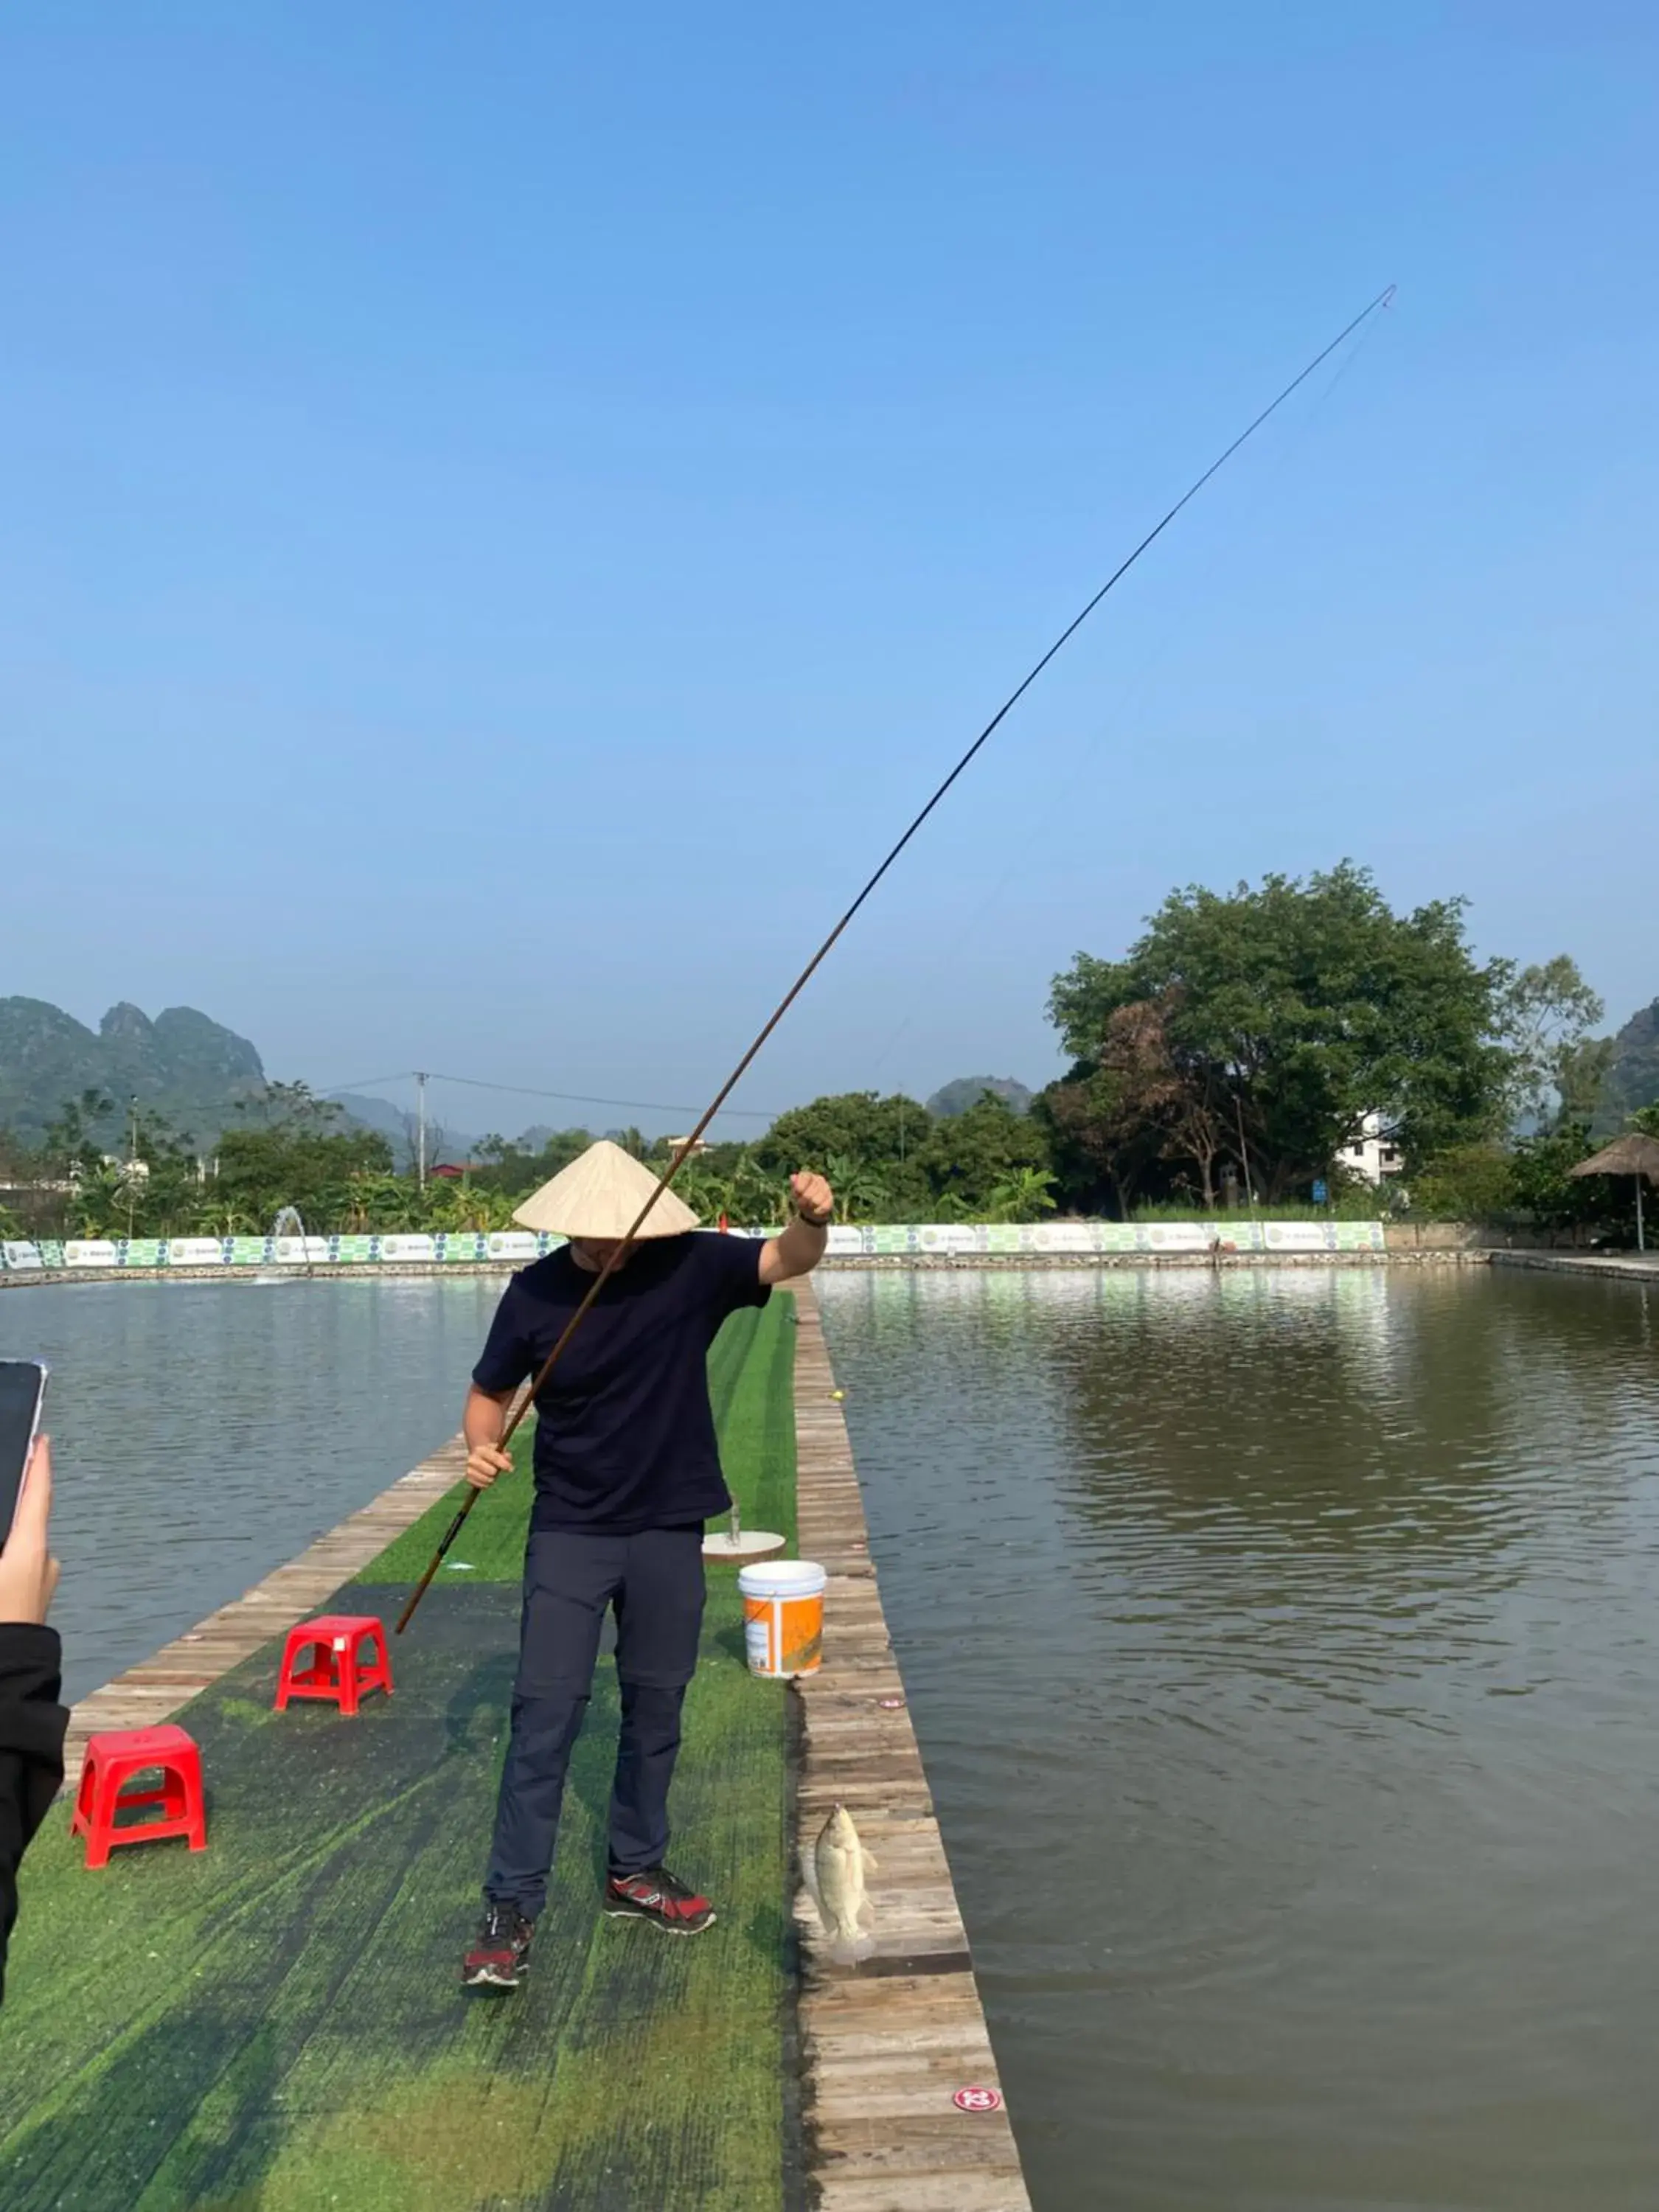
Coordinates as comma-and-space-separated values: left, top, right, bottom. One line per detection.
787, 1279, 1033, 2212
62, 1433, 470, 1773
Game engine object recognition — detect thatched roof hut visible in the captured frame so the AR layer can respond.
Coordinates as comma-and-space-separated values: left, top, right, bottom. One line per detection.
1568, 1133, 1659, 1184
1568, 1131, 1659, 1252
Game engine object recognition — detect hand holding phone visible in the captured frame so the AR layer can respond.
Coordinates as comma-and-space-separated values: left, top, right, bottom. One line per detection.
1, 1361, 48, 1543
0, 1436, 57, 1627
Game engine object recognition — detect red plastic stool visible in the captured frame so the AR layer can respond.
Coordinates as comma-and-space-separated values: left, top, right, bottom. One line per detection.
274, 1613, 393, 1717
72, 1725, 206, 1870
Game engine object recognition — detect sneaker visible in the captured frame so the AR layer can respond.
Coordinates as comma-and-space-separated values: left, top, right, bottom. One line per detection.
462, 1901, 535, 1989
602, 1865, 717, 1935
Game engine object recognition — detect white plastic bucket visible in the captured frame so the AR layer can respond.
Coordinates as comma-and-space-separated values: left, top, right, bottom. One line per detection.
737, 1559, 827, 1678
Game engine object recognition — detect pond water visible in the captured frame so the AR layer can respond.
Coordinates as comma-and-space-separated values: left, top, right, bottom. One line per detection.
818, 1266, 1659, 2212
0, 1277, 502, 1700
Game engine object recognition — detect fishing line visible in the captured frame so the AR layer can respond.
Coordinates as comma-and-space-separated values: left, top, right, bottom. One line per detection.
858, 308, 1394, 1096
395, 282, 1397, 1635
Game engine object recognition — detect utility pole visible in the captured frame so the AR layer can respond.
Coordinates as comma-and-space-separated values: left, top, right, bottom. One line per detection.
1233, 1093, 1258, 1213
416, 1071, 428, 1192
125, 1094, 139, 1242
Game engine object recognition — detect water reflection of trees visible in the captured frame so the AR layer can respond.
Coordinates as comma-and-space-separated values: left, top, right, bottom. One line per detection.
1035, 1268, 1659, 1580
819, 1267, 1659, 1583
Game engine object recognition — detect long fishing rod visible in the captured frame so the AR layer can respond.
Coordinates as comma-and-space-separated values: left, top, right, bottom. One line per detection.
395, 282, 1396, 1635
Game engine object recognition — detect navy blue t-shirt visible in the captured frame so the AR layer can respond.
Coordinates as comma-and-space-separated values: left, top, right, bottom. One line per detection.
471, 1231, 771, 1534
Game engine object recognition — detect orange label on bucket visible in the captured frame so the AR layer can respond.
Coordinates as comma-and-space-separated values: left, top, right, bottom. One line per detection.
742, 1590, 824, 1677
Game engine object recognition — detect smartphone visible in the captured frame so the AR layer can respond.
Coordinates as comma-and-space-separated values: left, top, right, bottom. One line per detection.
0, 1360, 49, 1550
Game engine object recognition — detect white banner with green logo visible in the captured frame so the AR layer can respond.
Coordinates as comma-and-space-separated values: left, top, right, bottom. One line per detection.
1, 1221, 1387, 1271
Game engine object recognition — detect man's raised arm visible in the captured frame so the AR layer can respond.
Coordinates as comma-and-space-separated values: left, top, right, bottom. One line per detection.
759, 1171, 835, 1286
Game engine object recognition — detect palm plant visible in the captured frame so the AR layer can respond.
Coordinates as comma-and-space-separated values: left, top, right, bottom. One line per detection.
982, 1166, 1059, 1223
672, 1166, 737, 1225
430, 1180, 518, 1234
728, 1158, 783, 1228
349, 1174, 429, 1232
821, 1152, 889, 1222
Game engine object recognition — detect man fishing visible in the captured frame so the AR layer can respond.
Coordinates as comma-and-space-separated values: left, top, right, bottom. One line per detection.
459, 1140, 832, 1990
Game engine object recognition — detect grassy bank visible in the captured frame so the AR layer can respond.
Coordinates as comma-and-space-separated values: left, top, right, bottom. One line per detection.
0, 1298, 800, 2211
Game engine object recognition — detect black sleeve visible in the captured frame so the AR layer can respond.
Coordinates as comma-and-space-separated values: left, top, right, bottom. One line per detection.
0, 1623, 68, 2007
695, 1231, 771, 1319
471, 1276, 535, 1395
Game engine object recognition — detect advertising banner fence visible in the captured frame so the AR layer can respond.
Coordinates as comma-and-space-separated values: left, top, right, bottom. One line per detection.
1, 1220, 1388, 1272
821, 1220, 1387, 1256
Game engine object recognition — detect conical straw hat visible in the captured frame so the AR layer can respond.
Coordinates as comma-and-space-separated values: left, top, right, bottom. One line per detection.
512, 1139, 701, 1239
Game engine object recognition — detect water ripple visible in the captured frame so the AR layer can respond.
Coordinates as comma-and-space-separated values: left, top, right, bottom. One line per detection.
821, 1266, 1659, 2212
1, 1277, 501, 1700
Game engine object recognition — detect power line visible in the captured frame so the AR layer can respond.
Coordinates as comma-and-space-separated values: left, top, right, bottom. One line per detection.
425, 1070, 780, 1121
314, 1071, 420, 1099
312, 1066, 779, 1121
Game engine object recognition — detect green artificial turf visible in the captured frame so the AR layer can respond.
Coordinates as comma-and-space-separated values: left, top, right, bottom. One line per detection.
0, 1295, 800, 2212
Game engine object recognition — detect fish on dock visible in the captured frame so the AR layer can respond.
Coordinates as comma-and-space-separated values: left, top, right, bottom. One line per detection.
804, 1802, 877, 1965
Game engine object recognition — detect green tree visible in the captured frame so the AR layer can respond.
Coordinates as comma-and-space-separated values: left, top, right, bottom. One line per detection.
821, 1152, 890, 1222
755, 1093, 931, 1214
1053, 993, 1231, 1208
1035, 1066, 1165, 1217
983, 1165, 1059, 1222
426, 1176, 519, 1233
727, 1155, 787, 1225
472, 1127, 595, 1199
1406, 1144, 1517, 1221
1554, 1036, 1617, 1127
215, 1087, 394, 1226
60, 1105, 205, 1238
337, 1172, 429, 1232
1049, 863, 1511, 1201
666, 1161, 734, 1225
1497, 956, 1607, 1128
0, 1124, 74, 1248
1508, 1122, 1607, 1231
920, 1093, 1054, 1217
236, 1079, 343, 1133
927, 1075, 1033, 1119
39, 1089, 116, 1181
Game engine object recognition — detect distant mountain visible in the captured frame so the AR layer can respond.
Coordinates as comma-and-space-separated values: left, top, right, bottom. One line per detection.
925, 1074, 1034, 1119
1592, 998, 1659, 1136
0, 997, 265, 1150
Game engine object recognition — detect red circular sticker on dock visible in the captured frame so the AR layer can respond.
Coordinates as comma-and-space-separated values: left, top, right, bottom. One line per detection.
953, 2086, 1002, 2113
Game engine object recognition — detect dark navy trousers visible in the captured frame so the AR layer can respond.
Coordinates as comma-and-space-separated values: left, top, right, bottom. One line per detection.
484, 1524, 706, 1917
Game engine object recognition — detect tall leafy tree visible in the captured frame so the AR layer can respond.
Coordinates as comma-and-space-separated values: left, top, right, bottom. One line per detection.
754, 1092, 932, 1215
1048, 863, 1512, 1201
983, 1165, 1059, 1222
470, 1127, 595, 1198
1496, 956, 1607, 1128
919, 1093, 1054, 1216
215, 1086, 393, 1227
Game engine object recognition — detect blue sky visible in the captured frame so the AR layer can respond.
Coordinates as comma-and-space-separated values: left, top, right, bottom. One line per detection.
4, 4, 1656, 1141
